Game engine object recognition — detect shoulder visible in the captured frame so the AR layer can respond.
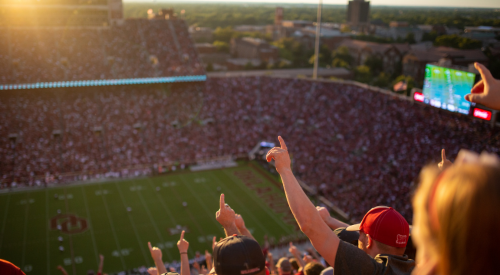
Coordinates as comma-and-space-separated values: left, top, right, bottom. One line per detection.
0, 260, 26, 275
334, 241, 384, 275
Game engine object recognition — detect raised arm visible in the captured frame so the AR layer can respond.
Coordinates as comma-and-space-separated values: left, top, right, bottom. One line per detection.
148, 242, 167, 274
316, 206, 349, 230
98, 254, 104, 275
215, 194, 238, 236
56, 265, 69, 275
266, 136, 340, 267
177, 230, 190, 275
289, 242, 305, 268
235, 214, 256, 240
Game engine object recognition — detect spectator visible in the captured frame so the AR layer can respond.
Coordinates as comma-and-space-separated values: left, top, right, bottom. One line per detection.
213, 235, 266, 275
303, 262, 324, 275
0, 259, 25, 275
465, 63, 500, 110
412, 149, 500, 275
266, 136, 415, 274
176, 231, 190, 275
276, 258, 292, 275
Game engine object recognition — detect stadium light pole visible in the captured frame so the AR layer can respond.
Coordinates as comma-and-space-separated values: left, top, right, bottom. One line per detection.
313, 0, 322, 80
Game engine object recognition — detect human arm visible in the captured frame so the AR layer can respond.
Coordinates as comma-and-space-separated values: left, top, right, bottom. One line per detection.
235, 214, 256, 241
148, 242, 168, 274
147, 267, 158, 275
266, 136, 340, 267
98, 254, 104, 275
316, 206, 349, 230
56, 266, 69, 275
177, 231, 191, 275
465, 63, 500, 110
268, 252, 277, 275
215, 194, 238, 237
438, 149, 453, 171
289, 242, 305, 268
205, 250, 212, 271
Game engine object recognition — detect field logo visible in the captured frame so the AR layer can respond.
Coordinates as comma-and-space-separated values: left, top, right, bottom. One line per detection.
50, 214, 88, 234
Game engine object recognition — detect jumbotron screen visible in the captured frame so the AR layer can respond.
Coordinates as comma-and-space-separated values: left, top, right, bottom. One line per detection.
420, 64, 476, 115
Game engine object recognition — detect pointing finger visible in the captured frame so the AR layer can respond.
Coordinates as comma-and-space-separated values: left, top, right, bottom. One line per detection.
278, 136, 287, 150
219, 194, 225, 211
180, 230, 185, 241
441, 149, 446, 161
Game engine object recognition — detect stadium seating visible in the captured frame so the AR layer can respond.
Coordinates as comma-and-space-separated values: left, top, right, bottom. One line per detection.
0, 19, 204, 85
1, 77, 499, 222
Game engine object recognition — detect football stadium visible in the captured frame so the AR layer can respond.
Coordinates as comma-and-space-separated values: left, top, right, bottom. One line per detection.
1, 1, 500, 275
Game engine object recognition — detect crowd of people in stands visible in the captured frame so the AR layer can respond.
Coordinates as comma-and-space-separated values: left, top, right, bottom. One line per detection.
2, 75, 499, 222
0, 19, 204, 85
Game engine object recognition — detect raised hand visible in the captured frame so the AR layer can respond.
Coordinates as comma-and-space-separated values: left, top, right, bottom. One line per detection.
148, 242, 162, 261
193, 261, 201, 272
266, 136, 291, 173
215, 194, 236, 228
289, 242, 298, 255
316, 206, 330, 222
465, 63, 500, 110
211, 236, 217, 251
147, 267, 158, 275
177, 230, 189, 253
200, 265, 208, 275
234, 214, 246, 229
205, 250, 213, 270
438, 149, 453, 170
303, 255, 313, 264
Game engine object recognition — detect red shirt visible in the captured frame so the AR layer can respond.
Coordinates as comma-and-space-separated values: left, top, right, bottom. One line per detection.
0, 260, 26, 275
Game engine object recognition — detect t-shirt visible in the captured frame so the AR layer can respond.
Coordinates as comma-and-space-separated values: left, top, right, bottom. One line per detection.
0, 259, 26, 275
334, 241, 415, 275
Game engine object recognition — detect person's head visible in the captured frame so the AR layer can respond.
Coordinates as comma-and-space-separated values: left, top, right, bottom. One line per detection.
289, 258, 299, 272
211, 235, 266, 275
303, 262, 324, 275
412, 150, 500, 275
347, 206, 409, 257
276, 257, 292, 275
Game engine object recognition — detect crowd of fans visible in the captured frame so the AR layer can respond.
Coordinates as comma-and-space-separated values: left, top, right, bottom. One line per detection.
2, 76, 500, 223
0, 19, 204, 85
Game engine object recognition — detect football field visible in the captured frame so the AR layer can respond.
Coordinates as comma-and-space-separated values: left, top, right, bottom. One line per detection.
0, 162, 297, 275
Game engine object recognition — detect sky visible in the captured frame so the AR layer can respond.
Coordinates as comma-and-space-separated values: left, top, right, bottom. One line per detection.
124, 0, 500, 8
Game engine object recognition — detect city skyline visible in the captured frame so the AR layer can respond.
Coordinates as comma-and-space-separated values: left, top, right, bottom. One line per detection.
124, 0, 500, 8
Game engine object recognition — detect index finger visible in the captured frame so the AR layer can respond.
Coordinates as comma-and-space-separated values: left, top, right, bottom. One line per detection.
219, 193, 225, 210
180, 230, 185, 241
278, 136, 287, 150
148, 241, 153, 251
441, 149, 446, 161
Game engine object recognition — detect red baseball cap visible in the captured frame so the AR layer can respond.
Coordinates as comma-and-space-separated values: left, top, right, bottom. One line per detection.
346, 206, 409, 248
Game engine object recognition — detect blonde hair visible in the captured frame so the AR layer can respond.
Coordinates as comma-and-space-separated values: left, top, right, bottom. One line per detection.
413, 163, 500, 275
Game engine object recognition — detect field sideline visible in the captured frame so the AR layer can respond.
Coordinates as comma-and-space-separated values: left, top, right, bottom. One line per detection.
0, 161, 297, 275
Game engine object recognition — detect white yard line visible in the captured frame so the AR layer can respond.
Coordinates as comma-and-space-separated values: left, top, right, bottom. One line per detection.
81, 186, 100, 266
45, 190, 51, 275
113, 182, 151, 266
132, 179, 172, 259
99, 183, 127, 270
21, 193, 30, 267
0, 193, 11, 253
144, 178, 178, 224
221, 170, 293, 235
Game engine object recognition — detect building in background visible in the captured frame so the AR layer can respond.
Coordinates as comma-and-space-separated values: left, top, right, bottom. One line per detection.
402, 47, 488, 82
189, 26, 214, 42
230, 37, 279, 62
347, 0, 370, 32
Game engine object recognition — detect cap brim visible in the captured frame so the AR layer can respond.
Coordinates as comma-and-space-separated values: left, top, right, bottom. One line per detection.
345, 224, 360, 231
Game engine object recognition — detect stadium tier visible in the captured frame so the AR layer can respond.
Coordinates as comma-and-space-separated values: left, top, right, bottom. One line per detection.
2, 77, 499, 223
0, 19, 205, 88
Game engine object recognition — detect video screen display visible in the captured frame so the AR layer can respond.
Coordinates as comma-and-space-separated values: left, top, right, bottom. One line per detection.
422, 64, 476, 115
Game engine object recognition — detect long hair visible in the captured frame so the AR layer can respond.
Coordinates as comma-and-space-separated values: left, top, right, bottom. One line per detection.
412, 162, 500, 275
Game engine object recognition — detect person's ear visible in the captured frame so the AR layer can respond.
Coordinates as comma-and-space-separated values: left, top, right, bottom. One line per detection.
366, 234, 373, 249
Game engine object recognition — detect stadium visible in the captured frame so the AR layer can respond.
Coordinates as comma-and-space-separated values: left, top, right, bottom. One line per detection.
1, 1, 500, 275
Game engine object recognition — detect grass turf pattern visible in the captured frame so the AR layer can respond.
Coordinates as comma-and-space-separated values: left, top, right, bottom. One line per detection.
0, 162, 296, 275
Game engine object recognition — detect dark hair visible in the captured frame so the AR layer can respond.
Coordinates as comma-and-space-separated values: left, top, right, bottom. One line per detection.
289, 258, 299, 271
304, 262, 324, 275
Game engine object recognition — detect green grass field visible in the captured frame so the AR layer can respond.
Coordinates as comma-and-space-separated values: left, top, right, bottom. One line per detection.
0, 162, 297, 275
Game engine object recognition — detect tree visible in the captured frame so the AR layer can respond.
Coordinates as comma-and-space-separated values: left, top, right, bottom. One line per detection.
373, 72, 392, 88
392, 75, 415, 96
364, 56, 383, 76
404, 32, 416, 44
244, 61, 254, 70
434, 35, 482, 49
213, 41, 229, 53
272, 37, 308, 68
206, 62, 214, 72
422, 31, 439, 43
331, 46, 354, 69
213, 27, 235, 43
354, 65, 372, 84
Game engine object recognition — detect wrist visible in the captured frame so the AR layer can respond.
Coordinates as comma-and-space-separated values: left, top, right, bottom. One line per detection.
277, 167, 292, 174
